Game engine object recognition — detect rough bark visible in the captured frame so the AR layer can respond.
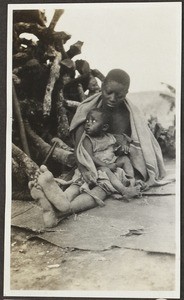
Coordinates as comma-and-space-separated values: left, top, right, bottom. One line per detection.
56, 89, 70, 139
76, 59, 90, 75
60, 59, 75, 71
48, 9, 64, 31
13, 82, 31, 157
12, 157, 27, 184
13, 10, 47, 27
13, 52, 31, 66
12, 156, 33, 201
43, 50, 62, 116
66, 41, 83, 59
12, 143, 39, 180
14, 22, 71, 45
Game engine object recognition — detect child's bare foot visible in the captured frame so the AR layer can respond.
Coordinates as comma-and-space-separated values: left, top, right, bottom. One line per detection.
36, 165, 71, 213
122, 185, 142, 201
135, 180, 149, 191
28, 181, 59, 228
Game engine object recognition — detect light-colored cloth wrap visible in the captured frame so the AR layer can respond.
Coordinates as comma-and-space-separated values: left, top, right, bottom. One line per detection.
70, 92, 166, 187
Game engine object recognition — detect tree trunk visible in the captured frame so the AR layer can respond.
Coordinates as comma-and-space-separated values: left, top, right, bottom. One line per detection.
67, 41, 83, 59
56, 89, 70, 139
43, 50, 62, 116
48, 9, 64, 31
12, 143, 39, 180
13, 82, 31, 157
12, 157, 33, 201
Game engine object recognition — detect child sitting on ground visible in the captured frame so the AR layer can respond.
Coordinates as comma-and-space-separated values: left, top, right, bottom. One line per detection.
79, 108, 139, 198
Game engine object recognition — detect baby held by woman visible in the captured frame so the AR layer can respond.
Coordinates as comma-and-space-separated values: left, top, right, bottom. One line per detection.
29, 108, 141, 227
81, 108, 140, 197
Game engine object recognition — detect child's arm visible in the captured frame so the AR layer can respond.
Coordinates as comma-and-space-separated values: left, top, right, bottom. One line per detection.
83, 136, 116, 171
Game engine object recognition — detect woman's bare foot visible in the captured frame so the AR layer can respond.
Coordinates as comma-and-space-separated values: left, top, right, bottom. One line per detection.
36, 165, 71, 213
28, 181, 59, 228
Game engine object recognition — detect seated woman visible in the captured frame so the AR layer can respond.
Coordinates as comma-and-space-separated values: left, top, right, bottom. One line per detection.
29, 68, 166, 228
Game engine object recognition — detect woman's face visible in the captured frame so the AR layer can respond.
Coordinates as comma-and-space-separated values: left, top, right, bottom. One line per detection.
101, 80, 128, 108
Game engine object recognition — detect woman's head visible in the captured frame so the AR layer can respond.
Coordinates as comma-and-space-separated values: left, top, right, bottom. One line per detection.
101, 69, 130, 108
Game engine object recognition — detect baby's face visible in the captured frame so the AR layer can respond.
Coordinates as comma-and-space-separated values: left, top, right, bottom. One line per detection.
84, 111, 104, 136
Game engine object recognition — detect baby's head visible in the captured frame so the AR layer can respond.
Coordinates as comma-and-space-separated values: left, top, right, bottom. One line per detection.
84, 108, 110, 137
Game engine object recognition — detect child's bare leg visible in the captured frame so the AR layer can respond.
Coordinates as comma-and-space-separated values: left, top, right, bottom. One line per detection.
104, 167, 140, 199
36, 165, 71, 213
116, 156, 134, 177
29, 170, 107, 226
69, 186, 107, 213
64, 184, 81, 202
105, 168, 128, 194
28, 181, 59, 228
116, 156, 135, 185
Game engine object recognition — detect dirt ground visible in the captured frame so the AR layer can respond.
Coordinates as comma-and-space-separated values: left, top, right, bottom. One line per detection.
10, 226, 175, 292
9, 158, 176, 293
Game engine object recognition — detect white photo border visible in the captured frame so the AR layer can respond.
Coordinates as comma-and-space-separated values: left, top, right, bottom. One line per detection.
4, 2, 182, 298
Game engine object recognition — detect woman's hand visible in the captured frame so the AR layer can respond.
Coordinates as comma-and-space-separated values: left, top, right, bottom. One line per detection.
121, 144, 130, 154
115, 144, 130, 156
114, 133, 132, 155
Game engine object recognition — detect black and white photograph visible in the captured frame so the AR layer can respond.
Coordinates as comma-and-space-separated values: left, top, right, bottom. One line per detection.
4, 2, 181, 298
